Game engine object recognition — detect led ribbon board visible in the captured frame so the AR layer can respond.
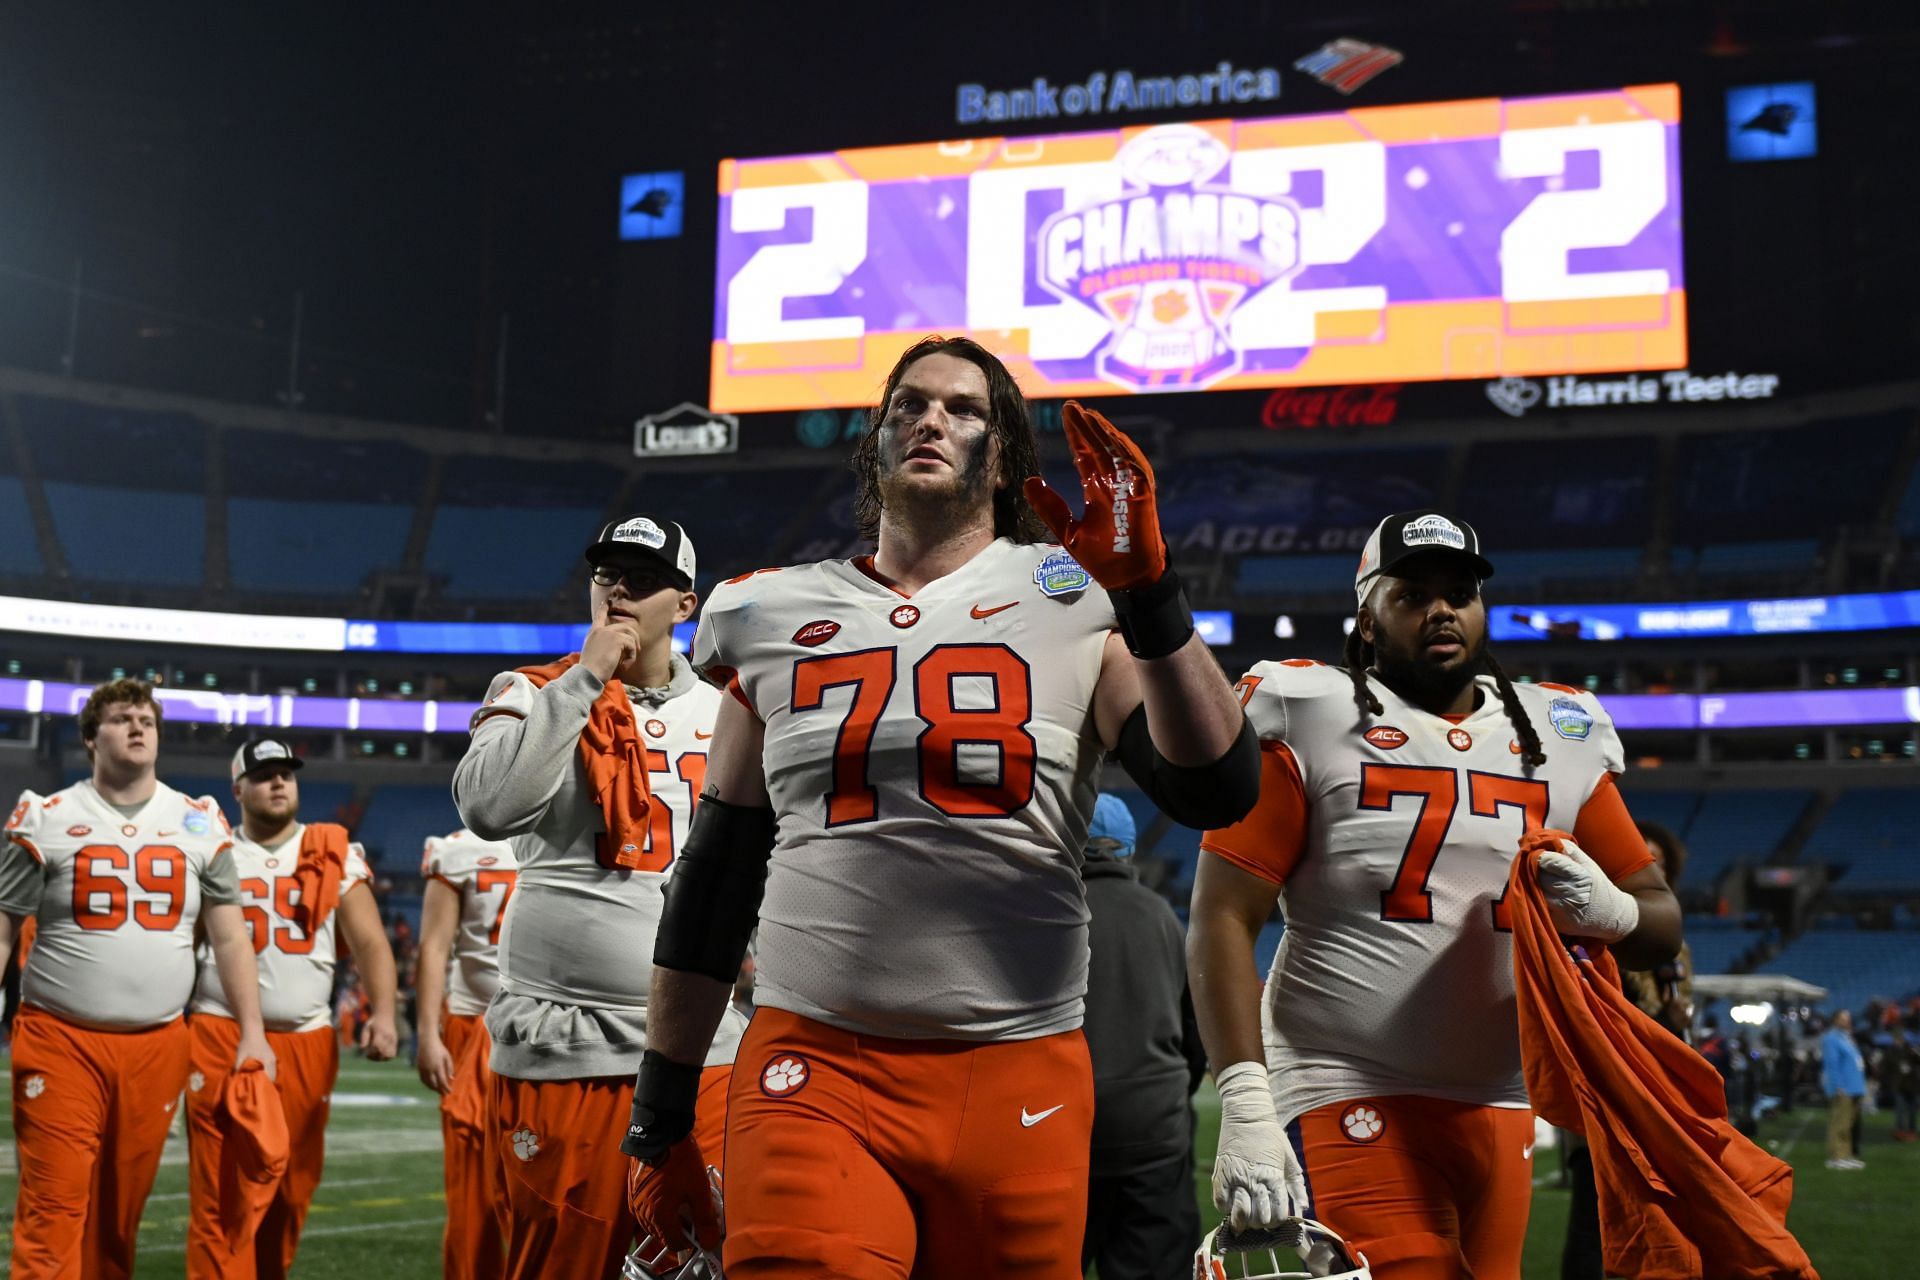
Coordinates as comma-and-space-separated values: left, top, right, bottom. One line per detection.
711, 84, 1684, 411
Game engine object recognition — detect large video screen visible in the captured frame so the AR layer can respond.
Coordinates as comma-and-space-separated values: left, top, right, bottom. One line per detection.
710, 85, 1683, 412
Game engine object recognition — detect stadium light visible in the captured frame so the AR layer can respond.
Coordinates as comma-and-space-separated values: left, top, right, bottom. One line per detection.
1729, 1001, 1774, 1027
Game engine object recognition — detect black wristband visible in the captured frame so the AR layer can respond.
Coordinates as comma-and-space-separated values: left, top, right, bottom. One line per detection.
620, 1049, 701, 1162
1109, 568, 1195, 660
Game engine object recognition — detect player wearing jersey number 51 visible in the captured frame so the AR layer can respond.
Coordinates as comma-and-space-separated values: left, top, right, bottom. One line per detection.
1188, 511, 1682, 1280
454, 515, 743, 1280
0, 680, 275, 1280
184, 738, 398, 1280
625, 336, 1260, 1280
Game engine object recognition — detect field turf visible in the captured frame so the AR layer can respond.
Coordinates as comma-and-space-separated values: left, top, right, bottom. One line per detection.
0, 1056, 1910, 1276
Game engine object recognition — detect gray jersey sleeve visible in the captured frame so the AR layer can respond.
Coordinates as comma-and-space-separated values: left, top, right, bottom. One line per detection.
453, 664, 602, 841
0, 840, 46, 917
196, 844, 241, 907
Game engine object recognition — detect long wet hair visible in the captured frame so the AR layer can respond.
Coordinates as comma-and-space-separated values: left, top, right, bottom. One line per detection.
1342, 601, 1548, 771
850, 336, 1048, 544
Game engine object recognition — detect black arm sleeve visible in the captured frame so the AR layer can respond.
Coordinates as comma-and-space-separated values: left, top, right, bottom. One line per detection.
1111, 704, 1260, 830
652, 795, 777, 983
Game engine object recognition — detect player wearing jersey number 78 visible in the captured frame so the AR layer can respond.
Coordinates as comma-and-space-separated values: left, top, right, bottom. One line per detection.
625, 336, 1260, 1280
1188, 511, 1681, 1280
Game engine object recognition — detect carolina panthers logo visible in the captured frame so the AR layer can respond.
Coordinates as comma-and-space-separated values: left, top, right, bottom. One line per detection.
760, 1055, 811, 1097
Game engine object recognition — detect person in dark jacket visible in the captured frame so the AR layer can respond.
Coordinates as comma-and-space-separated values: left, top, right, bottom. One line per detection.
1080, 792, 1208, 1280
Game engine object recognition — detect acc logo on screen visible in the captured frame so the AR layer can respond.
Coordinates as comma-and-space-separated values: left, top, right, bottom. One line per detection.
1037, 124, 1305, 393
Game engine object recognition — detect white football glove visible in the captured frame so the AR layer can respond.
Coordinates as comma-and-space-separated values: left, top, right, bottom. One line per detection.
1211, 1060, 1307, 1231
1534, 833, 1640, 942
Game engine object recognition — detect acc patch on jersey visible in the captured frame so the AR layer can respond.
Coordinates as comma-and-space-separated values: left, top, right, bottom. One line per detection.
1033, 551, 1091, 597
1548, 696, 1594, 742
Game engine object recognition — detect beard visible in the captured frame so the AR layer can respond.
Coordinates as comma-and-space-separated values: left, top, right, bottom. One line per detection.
1371, 628, 1488, 710
875, 425, 996, 522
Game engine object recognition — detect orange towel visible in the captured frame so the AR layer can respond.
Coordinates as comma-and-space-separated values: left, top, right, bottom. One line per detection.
1510, 830, 1818, 1280
290, 822, 350, 937
519, 655, 656, 870
219, 1058, 291, 1255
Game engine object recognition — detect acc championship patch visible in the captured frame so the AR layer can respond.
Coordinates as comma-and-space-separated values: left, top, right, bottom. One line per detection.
1034, 551, 1091, 597
182, 808, 211, 837
1548, 696, 1594, 741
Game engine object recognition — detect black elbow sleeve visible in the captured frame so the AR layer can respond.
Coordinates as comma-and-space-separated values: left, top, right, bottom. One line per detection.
652, 795, 777, 984
1114, 706, 1261, 830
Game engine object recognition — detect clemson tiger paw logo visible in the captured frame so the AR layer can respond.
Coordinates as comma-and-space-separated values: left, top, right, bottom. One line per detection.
22, 1075, 45, 1100
188, 1071, 206, 1094
510, 1128, 541, 1161
1340, 1104, 1384, 1143
760, 1055, 810, 1097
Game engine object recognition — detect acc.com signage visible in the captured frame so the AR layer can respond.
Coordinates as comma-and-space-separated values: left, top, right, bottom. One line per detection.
1485, 368, 1780, 417
712, 84, 1684, 412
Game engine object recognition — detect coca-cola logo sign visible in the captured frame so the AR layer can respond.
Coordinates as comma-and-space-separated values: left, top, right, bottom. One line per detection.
1261, 384, 1403, 430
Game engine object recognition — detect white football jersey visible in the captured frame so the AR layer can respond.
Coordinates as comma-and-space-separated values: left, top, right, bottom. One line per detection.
4, 780, 232, 1028
474, 669, 722, 1009
1203, 661, 1651, 1124
190, 822, 372, 1032
421, 829, 518, 1017
694, 538, 1118, 1041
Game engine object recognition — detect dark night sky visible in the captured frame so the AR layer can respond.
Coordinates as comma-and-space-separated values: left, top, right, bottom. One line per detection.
0, 2, 1914, 438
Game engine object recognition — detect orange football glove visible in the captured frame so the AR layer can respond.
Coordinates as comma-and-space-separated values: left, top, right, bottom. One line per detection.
1022, 402, 1168, 591
628, 1143, 721, 1257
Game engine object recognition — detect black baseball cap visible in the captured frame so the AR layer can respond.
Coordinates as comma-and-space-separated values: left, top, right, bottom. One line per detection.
583, 515, 697, 589
231, 738, 303, 782
1354, 509, 1496, 604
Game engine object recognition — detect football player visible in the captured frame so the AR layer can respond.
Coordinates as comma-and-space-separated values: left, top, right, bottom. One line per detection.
1189, 511, 1682, 1280
625, 335, 1260, 1279
184, 738, 399, 1279
0, 680, 274, 1279
454, 515, 745, 1279
416, 826, 518, 1279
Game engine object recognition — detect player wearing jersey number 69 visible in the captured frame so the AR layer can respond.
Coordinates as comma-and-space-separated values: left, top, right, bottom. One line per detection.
624, 336, 1260, 1280
1187, 511, 1682, 1280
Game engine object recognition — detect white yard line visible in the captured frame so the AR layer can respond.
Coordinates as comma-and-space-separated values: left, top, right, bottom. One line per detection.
136, 1215, 446, 1254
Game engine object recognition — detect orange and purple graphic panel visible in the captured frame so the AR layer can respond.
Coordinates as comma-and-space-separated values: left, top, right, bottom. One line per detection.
711, 84, 1683, 412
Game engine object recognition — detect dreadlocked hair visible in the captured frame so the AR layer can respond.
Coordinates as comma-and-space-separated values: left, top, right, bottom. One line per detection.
1342, 625, 1550, 772
1341, 625, 1384, 718
1483, 650, 1549, 771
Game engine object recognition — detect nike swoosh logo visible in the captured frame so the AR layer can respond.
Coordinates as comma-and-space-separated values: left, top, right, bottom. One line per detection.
694, 730, 713, 740
1020, 1105, 1064, 1128
1522, 1143, 1534, 1159
971, 601, 1019, 619
157, 831, 179, 837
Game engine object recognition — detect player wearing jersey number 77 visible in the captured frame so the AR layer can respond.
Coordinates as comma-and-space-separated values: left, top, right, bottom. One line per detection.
1188, 511, 1681, 1280
625, 336, 1261, 1280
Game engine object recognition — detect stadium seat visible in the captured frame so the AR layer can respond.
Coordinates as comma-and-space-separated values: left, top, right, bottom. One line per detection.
1753, 929, 1920, 1014
1804, 788, 1920, 891
1680, 922, 1767, 977
353, 784, 463, 869
1670, 415, 1902, 545
228, 497, 413, 594
16, 396, 208, 491
1235, 554, 1359, 597
1488, 547, 1645, 594
424, 505, 605, 599
42, 482, 205, 587
1460, 436, 1658, 549
0, 476, 45, 576
1682, 789, 1813, 888
1691, 540, 1823, 580
224, 431, 429, 506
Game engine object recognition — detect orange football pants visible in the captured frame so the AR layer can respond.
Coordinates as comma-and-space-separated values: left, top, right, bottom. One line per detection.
490, 1061, 731, 1280
440, 1013, 507, 1280
184, 1015, 340, 1280
8, 1005, 190, 1280
1292, 1095, 1535, 1280
721, 1007, 1094, 1280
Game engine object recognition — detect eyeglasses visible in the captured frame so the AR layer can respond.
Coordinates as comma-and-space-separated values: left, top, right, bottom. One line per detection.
590, 563, 675, 591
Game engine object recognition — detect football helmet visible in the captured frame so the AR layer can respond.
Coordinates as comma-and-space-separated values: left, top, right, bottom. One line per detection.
624, 1165, 724, 1280
1194, 1220, 1371, 1280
